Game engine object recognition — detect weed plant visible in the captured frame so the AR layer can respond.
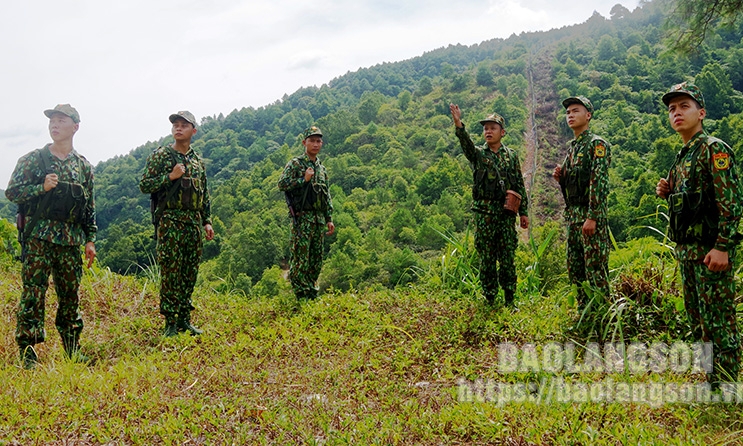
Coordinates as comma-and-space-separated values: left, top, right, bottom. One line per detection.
0, 241, 742, 444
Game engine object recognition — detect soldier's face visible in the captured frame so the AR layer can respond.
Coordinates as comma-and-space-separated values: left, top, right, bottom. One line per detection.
303, 135, 323, 156
667, 96, 705, 136
172, 119, 197, 142
48, 113, 78, 142
565, 104, 590, 130
482, 123, 505, 145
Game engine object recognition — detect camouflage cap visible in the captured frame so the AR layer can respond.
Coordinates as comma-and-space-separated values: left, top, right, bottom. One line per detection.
662, 82, 705, 109
303, 125, 323, 140
169, 110, 197, 127
562, 96, 594, 114
44, 104, 80, 123
478, 113, 506, 129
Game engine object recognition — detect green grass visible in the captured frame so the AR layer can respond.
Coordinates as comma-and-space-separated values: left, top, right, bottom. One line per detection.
1, 249, 742, 445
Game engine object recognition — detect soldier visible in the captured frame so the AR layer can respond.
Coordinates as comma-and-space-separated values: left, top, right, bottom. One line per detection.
450, 104, 529, 306
139, 111, 214, 337
278, 126, 335, 300
656, 82, 741, 386
5, 104, 97, 369
553, 96, 611, 306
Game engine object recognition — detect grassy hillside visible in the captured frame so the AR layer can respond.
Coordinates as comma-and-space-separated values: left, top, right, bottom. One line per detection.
1, 237, 741, 444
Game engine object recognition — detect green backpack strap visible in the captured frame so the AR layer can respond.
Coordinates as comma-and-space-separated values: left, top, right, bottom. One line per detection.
150, 148, 181, 240
21, 148, 55, 240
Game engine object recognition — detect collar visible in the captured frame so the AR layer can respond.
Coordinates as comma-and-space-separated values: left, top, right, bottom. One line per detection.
571, 129, 592, 146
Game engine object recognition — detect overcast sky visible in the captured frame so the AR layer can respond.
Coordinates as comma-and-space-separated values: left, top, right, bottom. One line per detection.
0, 0, 640, 188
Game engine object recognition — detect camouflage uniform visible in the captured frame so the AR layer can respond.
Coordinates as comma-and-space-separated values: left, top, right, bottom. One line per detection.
663, 82, 741, 384
558, 98, 611, 305
139, 143, 211, 328
455, 118, 528, 304
5, 143, 96, 356
278, 128, 333, 299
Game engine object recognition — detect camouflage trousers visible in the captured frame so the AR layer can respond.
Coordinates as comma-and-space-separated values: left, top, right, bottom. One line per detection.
474, 211, 517, 302
290, 211, 326, 299
16, 237, 83, 347
566, 219, 610, 304
157, 217, 203, 319
680, 258, 740, 383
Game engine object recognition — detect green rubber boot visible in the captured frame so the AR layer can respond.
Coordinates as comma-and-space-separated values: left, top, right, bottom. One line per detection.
177, 314, 203, 336
20, 345, 37, 370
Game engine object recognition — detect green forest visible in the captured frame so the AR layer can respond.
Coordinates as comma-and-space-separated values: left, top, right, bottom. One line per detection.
3, 0, 743, 299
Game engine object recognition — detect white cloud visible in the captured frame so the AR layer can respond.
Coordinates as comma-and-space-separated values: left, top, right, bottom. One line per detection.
0, 0, 640, 187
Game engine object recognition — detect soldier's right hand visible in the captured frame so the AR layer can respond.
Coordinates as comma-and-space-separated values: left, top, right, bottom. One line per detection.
169, 163, 186, 181
656, 178, 670, 199
43, 173, 59, 192
552, 166, 562, 181
450, 103, 463, 128
304, 167, 315, 182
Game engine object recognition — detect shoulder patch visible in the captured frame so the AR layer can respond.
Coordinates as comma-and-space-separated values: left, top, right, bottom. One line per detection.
594, 143, 606, 158
713, 152, 730, 170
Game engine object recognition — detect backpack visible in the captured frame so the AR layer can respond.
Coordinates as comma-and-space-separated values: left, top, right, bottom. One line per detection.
149, 148, 180, 240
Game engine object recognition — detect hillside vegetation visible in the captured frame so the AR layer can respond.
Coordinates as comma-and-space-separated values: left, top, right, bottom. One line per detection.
1, 238, 742, 444
2, 0, 743, 442
4, 0, 743, 294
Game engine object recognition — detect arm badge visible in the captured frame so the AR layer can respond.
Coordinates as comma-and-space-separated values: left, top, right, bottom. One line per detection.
713, 152, 730, 170
594, 144, 606, 158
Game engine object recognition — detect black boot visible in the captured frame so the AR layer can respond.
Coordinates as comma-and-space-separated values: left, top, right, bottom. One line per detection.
20, 344, 37, 370
163, 316, 179, 337
504, 290, 515, 307
61, 334, 90, 364
177, 314, 203, 336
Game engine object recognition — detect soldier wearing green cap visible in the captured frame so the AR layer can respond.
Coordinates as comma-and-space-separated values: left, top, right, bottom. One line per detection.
553, 95, 611, 308
656, 81, 741, 386
139, 110, 214, 337
450, 104, 529, 306
5, 104, 96, 368
278, 126, 335, 300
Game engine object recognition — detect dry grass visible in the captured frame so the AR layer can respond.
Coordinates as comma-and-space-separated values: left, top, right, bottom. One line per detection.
0, 259, 741, 445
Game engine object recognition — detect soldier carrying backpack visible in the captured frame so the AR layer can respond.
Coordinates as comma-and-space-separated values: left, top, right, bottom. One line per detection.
139, 111, 214, 338
5, 104, 97, 369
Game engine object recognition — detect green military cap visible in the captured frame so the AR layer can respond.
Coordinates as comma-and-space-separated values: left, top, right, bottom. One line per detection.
303, 125, 323, 140
562, 96, 594, 114
44, 104, 80, 123
478, 113, 506, 129
662, 81, 706, 109
169, 110, 198, 127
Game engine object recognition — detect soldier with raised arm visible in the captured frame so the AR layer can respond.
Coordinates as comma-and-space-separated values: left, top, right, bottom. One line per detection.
450, 104, 528, 306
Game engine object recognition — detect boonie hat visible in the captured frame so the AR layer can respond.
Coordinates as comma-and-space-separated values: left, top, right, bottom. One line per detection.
169, 110, 198, 127
303, 126, 323, 140
562, 96, 594, 114
44, 104, 80, 123
478, 113, 506, 129
662, 82, 705, 109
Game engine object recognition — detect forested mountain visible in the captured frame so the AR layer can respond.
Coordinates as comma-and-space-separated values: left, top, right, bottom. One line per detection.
4, 0, 743, 295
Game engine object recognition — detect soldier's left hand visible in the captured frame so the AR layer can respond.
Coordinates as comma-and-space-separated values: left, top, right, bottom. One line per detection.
204, 224, 215, 241
704, 249, 730, 272
520, 216, 529, 229
326, 221, 335, 236
84, 242, 96, 268
582, 218, 597, 236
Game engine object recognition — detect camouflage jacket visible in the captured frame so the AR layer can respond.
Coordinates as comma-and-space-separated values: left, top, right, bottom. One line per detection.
277, 153, 333, 223
560, 129, 611, 224
669, 131, 742, 261
139, 144, 212, 226
455, 125, 528, 216
5, 144, 96, 246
